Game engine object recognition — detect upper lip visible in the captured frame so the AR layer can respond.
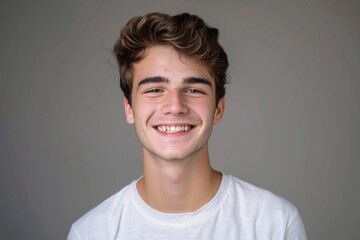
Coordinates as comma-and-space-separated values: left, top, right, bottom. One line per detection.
153, 122, 195, 127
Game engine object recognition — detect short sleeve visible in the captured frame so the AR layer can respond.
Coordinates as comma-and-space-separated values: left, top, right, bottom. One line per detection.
67, 225, 80, 240
285, 212, 307, 240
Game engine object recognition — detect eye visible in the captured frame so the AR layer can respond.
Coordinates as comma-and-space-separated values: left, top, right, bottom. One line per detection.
143, 88, 164, 96
185, 88, 206, 94
145, 88, 162, 93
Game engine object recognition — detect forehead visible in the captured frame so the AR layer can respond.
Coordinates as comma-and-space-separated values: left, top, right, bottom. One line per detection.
132, 45, 213, 84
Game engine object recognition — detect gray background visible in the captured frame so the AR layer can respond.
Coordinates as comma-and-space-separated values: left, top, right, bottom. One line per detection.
1, 0, 359, 239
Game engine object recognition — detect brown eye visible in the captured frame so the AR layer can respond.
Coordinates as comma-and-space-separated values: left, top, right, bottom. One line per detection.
186, 89, 205, 94
144, 88, 163, 94
146, 89, 161, 93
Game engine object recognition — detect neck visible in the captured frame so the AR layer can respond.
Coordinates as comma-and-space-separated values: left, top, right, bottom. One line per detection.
137, 148, 222, 213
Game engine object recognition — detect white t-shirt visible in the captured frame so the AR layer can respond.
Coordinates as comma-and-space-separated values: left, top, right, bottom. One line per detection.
68, 174, 307, 239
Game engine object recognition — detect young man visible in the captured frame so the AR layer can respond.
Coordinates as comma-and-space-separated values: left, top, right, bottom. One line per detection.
68, 12, 307, 239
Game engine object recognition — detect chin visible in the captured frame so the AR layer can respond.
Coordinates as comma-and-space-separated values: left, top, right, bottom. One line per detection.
157, 154, 190, 161
158, 148, 204, 162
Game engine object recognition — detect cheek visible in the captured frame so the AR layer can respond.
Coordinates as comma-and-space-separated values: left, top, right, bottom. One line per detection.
190, 100, 216, 120
132, 98, 158, 121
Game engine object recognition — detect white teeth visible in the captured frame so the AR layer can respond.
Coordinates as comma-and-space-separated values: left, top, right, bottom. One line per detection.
157, 125, 191, 133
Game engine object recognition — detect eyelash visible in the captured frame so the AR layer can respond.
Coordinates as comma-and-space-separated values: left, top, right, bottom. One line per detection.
143, 87, 207, 96
185, 88, 205, 94
145, 88, 162, 93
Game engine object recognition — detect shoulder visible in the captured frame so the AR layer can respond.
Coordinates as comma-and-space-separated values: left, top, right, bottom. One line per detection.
68, 181, 134, 239
222, 175, 307, 239
225, 174, 299, 220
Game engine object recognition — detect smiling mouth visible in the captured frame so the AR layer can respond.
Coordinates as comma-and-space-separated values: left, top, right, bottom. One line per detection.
156, 125, 193, 134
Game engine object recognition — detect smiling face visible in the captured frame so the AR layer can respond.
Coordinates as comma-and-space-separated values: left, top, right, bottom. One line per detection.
124, 45, 224, 162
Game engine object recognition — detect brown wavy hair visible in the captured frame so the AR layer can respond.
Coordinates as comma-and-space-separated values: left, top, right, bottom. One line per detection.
113, 12, 229, 105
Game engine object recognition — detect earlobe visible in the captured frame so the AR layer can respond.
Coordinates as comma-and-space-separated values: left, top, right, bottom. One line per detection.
123, 97, 134, 124
213, 98, 225, 124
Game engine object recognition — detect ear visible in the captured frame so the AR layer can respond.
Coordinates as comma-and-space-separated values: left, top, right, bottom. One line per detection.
213, 97, 225, 124
123, 97, 134, 124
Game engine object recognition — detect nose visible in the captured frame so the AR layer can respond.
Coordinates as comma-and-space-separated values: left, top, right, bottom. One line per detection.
161, 89, 189, 115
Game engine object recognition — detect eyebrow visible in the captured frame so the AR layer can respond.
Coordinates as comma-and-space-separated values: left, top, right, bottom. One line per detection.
138, 76, 169, 87
183, 77, 212, 87
138, 76, 212, 88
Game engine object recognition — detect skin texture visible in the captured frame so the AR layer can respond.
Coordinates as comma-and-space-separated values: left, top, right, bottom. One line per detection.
124, 45, 225, 213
